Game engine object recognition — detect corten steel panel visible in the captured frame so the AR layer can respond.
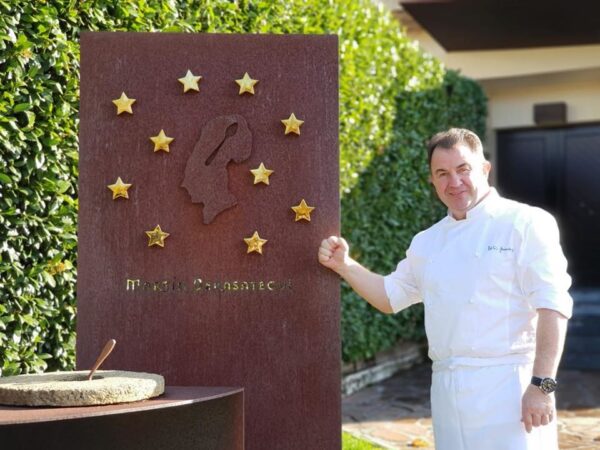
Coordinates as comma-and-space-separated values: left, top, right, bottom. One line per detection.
0, 387, 244, 449
77, 32, 340, 449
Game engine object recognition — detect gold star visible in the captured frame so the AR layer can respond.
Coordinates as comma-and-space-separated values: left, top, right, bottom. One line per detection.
107, 177, 132, 200
146, 225, 170, 247
112, 92, 136, 115
235, 72, 259, 95
244, 231, 267, 254
281, 113, 304, 135
178, 70, 202, 93
250, 163, 274, 185
150, 129, 174, 152
291, 199, 315, 222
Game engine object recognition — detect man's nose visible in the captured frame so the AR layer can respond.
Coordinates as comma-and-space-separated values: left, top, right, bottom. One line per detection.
448, 173, 462, 187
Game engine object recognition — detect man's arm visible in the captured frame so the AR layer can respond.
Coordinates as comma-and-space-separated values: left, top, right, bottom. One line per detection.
532, 308, 569, 378
318, 236, 393, 314
521, 308, 568, 433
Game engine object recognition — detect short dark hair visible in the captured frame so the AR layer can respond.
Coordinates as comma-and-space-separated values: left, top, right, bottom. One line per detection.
427, 128, 484, 167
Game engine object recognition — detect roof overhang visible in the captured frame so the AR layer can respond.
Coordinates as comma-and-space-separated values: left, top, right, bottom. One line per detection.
399, 0, 600, 51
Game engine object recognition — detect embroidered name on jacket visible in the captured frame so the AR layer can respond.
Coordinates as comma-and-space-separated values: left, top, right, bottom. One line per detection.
487, 245, 514, 253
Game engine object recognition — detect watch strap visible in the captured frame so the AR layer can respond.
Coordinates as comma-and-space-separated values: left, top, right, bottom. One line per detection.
531, 376, 557, 393
531, 376, 543, 386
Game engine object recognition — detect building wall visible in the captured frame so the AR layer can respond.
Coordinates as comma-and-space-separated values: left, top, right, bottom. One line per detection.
379, 3, 600, 181
397, 26, 600, 183
406, 30, 600, 80
480, 68, 600, 182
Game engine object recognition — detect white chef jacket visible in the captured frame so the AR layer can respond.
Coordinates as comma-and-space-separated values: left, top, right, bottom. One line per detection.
384, 188, 573, 366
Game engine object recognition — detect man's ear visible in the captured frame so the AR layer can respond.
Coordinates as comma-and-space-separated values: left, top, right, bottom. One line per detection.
428, 174, 433, 184
483, 160, 492, 178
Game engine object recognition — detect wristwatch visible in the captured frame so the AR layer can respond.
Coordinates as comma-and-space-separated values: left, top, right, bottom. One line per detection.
531, 376, 558, 394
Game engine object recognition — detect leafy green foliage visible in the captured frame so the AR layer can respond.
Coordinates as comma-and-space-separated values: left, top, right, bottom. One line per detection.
0, 0, 486, 373
0, 0, 79, 375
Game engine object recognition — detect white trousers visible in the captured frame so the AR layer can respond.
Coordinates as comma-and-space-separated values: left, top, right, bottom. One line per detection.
431, 363, 558, 450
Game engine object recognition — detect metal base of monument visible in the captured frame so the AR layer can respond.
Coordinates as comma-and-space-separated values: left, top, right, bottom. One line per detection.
0, 386, 243, 450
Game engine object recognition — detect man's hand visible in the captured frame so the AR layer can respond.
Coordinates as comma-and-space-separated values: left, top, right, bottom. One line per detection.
318, 236, 351, 275
521, 384, 555, 433
317, 236, 392, 313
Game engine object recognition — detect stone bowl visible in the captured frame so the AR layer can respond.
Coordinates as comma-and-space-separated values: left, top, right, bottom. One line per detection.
0, 370, 164, 407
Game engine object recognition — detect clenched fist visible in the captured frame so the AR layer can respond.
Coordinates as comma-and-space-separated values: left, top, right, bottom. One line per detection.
318, 236, 351, 274
317, 236, 391, 313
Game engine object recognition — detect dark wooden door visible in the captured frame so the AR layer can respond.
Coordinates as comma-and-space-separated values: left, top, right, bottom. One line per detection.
497, 124, 600, 369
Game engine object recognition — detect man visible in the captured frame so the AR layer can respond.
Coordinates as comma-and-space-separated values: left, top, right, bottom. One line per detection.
318, 128, 572, 449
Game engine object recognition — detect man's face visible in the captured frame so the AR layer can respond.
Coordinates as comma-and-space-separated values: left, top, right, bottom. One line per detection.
429, 144, 491, 220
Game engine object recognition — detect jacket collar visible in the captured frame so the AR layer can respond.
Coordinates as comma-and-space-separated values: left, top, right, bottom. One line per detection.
446, 187, 500, 222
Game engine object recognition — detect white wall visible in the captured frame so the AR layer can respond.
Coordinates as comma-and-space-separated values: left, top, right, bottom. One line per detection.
404, 30, 600, 180
481, 68, 600, 130
480, 67, 600, 182
408, 30, 600, 80
378, 3, 600, 182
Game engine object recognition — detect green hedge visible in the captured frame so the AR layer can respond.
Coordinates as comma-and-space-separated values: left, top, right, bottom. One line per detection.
0, 0, 80, 375
0, 0, 486, 374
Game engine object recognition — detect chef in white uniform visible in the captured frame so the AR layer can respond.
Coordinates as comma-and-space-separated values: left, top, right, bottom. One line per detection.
318, 128, 572, 450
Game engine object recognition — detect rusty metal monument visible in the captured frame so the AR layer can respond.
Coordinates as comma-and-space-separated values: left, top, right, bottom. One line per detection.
77, 32, 340, 449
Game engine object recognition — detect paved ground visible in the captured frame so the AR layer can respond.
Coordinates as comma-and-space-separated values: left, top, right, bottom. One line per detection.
342, 363, 600, 449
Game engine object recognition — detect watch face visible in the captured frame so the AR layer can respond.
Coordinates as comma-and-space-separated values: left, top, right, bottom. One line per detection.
540, 378, 557, 394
